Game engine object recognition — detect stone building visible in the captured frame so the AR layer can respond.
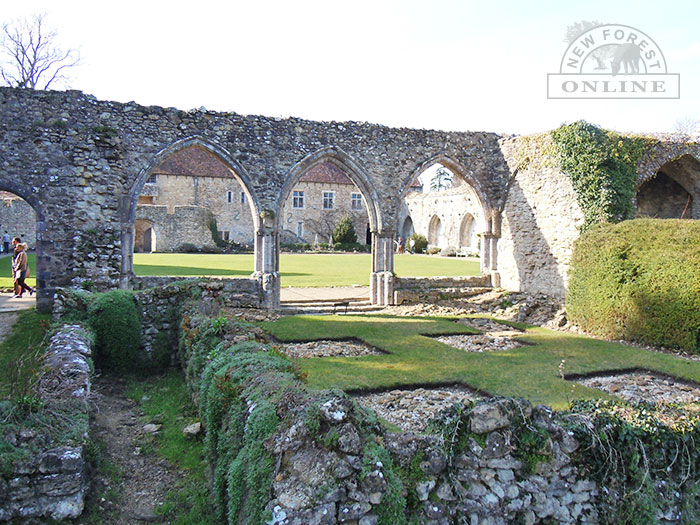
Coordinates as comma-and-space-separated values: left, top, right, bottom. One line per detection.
280, 161, 370, 244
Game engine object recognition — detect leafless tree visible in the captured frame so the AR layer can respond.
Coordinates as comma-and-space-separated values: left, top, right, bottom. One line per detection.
0, 13, 80, 89
673, 115, 699, 136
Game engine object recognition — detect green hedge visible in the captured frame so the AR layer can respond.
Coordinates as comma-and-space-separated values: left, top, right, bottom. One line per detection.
567, 219, 700, 352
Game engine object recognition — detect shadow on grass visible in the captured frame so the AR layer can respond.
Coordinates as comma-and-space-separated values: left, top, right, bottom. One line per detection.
134, 264, 311, 279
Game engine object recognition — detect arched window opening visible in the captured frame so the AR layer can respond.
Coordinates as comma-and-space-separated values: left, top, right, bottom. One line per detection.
637, 155, 699, 220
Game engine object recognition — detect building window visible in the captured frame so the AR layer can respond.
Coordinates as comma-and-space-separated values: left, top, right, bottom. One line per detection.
292, 190, 304, 209
146, 174, 157, 184
297, 221, 303, 238
351, 193, 362, 210
227, 191, 233, 203
240, 191, 246, 204
323, 191, 334, 210
219, 231, 230, 241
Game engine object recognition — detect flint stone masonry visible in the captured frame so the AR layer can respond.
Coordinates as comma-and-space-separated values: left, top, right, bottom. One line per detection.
393, 276, 491, 304
134, 204, 216, 252
1, 87, 699, 308
0, 325, 91, 521
0, 194, 37, 247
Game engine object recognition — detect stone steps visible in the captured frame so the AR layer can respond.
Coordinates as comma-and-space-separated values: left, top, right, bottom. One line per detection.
279, 297, 384, 315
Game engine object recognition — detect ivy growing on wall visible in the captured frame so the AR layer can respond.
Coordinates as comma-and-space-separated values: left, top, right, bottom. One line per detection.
550, 121, 648, 232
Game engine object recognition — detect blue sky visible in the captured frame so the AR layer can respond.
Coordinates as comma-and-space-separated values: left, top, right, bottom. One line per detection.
3, 0, 699, 134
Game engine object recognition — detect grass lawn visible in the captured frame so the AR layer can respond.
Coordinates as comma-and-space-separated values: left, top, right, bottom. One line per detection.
0, 308, 51, 398
0, 253, 36, 289
133, 253, 480, 287
261, 314, 700, 410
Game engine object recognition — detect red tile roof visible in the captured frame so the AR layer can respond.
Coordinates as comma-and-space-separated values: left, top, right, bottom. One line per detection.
299, 162, 354, 184
153, 146, 234, 178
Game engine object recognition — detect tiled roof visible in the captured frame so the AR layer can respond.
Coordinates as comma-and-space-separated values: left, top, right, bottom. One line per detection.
299, 162, 354, 185
153, 146, 234, 178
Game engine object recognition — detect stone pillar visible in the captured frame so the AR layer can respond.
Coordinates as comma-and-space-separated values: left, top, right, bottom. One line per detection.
253, 228, 280, 309
481, 212, 501, 287
370, 232, 395, 306
691, 193, 700, 219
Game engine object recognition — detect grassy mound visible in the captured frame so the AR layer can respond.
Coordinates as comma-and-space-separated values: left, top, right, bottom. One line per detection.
567, 219, 700, 352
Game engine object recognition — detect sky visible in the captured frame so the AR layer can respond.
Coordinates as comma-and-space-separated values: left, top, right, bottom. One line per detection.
2, 0, 699, 135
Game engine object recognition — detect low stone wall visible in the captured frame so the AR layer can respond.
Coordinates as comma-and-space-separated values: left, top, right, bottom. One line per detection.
0, 325, 91, 521
393, 275, 491, 305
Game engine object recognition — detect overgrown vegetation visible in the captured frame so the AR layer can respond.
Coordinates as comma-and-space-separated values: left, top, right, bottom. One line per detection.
551, 120, 647, 232
88, 290, 143, 374
568, 219, 700, 353
566, 400, 700, 524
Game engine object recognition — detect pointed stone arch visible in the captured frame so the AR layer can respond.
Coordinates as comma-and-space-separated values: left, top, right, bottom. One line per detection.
121, 136, 260, 283
636, 153, 700, 219
277, 146, 382, 233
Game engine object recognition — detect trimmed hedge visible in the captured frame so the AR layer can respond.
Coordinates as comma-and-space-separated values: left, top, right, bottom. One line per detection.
87, 290, 143, 373
567, 219, 700, 352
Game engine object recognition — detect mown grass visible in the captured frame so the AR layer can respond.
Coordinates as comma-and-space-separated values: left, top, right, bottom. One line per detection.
126, 370, 214, 524
133, 253, 480, 287
0, 308, 50, 399
261, 314, 700, 410
0, 252, 36, 289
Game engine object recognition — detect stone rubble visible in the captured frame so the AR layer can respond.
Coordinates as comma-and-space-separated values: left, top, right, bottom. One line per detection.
352, 387, 484, 433
577, 372, 700, 405
278, 339, 382, 359
433, 334, 522, 353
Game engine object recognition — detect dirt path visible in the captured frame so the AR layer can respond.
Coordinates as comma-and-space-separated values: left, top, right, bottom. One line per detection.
79, 376, 182, 524
0, 311, 19, 344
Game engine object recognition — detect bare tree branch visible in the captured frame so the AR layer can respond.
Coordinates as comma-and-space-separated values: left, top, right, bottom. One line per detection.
0, 13, 80, 90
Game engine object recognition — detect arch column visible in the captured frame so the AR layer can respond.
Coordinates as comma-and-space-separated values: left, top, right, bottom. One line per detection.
253, 227, 280, 309
481, 212, 501, 288
370, 232, 394, 306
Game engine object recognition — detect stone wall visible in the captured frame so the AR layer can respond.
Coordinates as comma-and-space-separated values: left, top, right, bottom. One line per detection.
393, 275, 492, 304
497, 135, 585, 299
0, 195, 37, 247
0, 325, 91, 521
134, 204, 217, 252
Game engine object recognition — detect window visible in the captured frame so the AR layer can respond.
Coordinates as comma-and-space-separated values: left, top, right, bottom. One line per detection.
227, 191, 233, 203
351, 193, 362, 210
292, 190, 304, 209
240, 191, 246, 204
297, 221, 303, 238
146, 174, 157, 184
323, 191, 334, 210
219, 231, 230, 241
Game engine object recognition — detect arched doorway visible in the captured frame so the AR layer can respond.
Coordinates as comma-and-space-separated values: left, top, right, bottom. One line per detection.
428, 215, 443, 246
637, 155, 699, 219
459, 213, 477, 253
134, 219, 156, 253
400, 216, 414, 240
0, 190, 43, 304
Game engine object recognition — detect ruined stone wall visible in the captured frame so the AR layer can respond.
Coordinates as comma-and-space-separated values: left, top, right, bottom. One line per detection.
497, 136, 584, 298
0, 325, 91, 521
135, 205, 216, 252
0, 197, 37, 247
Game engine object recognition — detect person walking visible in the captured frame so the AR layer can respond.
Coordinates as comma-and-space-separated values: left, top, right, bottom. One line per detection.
12, 238, 34, 298
2, 231, 9, 254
